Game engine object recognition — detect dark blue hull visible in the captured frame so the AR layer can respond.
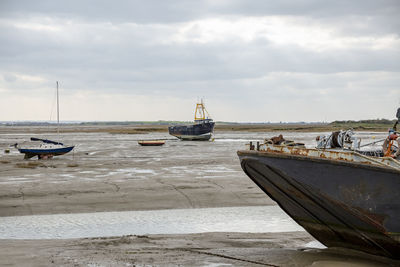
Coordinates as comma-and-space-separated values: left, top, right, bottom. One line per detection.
169, 121, 215, 141
238, 150, 400, 259
19, 146, 74, 159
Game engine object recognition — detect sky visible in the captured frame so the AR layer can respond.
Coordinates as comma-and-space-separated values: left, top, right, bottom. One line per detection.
0, 0, 399, 122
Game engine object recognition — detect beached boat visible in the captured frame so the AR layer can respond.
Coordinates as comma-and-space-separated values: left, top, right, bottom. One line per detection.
15, 82, 74, 159
138, 140, 165, 146
238, 131, 400, 259
17, 138, 74, 159
168, 100, 215, 141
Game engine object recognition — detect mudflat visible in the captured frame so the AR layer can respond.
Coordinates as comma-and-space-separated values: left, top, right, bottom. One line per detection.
0, 125, 396, 266
1, 232, 398, 266
0, 126, 275, 216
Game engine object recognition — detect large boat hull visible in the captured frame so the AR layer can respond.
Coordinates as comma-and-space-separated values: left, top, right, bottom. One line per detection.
238, 150, 400, 259
169, 121, 214, 141
170, 133, 212, 141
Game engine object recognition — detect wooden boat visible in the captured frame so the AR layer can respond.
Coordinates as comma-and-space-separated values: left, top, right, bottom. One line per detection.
138, 140, 166, 146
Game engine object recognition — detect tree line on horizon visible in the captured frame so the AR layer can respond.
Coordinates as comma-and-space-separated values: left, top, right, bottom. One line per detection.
1, 118, 396, 127
330, 119, 395, 125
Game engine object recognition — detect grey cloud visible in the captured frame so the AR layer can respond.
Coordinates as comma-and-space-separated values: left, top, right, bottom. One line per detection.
0, 0, 399, 121
1, 0, 399, 24
3, 73, 17, 82
0, 0, 206, 23
1, 33, 399, 95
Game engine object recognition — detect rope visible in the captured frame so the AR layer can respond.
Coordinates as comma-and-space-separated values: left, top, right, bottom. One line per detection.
183, 248, 280, 266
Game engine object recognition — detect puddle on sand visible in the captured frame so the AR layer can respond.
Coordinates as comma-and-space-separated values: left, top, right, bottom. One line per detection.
121, 168, 156, 174
304, 240, 326, 249
0, 177, 34, 184
0, 206, 304, 239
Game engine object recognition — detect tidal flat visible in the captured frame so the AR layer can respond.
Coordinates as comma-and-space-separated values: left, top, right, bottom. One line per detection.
0, 125, 395, 266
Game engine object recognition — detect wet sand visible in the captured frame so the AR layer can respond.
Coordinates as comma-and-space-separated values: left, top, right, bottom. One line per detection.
1, 232, 398, 266
0, 126, 396, 266
0, 160, 271, 217
0, 128, 274, 216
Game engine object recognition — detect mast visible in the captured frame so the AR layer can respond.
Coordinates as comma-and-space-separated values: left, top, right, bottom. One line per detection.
56, 81, 59, 138
194, 99, 211, 121
194, 100, 205, 121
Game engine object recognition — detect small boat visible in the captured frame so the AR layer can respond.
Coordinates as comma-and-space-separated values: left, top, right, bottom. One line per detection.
238, 130, 400, 259
138, 140, 166, 146
168, 100, 215, 141
15, 82, 74, 159
17, 138, 74, 159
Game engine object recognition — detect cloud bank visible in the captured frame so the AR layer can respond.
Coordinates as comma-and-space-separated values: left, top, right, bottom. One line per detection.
0, 0, 399, 122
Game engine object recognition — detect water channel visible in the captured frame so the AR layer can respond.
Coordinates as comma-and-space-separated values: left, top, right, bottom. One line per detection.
0, 206, 304, 239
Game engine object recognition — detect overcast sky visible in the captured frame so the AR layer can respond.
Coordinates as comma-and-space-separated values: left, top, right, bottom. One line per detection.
0, 0, 399, 122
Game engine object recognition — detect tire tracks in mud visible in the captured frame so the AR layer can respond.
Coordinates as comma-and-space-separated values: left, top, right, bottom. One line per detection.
18, 186, 25, 201
155, 179, 195, 208
206, 179, 249, 205
103, 181, 120, 192
17, 185, 33, 214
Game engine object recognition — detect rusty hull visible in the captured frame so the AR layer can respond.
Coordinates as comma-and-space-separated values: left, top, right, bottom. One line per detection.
238, 149, 400, 259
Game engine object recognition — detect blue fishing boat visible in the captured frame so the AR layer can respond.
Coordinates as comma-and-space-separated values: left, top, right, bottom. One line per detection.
169, 100, 215, 141
16, 82, 74, 159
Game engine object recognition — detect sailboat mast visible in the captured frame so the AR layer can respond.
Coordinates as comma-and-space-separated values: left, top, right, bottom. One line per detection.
56, 81, 59, 137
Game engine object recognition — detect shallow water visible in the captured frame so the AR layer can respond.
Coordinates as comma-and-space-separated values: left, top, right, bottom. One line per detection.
0, 206, 304, 239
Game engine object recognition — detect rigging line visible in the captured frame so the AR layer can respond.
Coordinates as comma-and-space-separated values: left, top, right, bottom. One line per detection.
45, 86, 58, 139
359, 138, 386, 147
49, 85, 57, 121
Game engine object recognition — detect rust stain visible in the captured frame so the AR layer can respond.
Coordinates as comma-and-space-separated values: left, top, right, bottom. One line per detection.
253, 141, 400, 170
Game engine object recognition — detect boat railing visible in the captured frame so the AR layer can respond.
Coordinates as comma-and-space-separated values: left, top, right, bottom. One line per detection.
253, 143, 400, 171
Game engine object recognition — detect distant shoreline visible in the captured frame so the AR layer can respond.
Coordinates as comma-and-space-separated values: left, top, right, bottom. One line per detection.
0, 121, 392, 134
